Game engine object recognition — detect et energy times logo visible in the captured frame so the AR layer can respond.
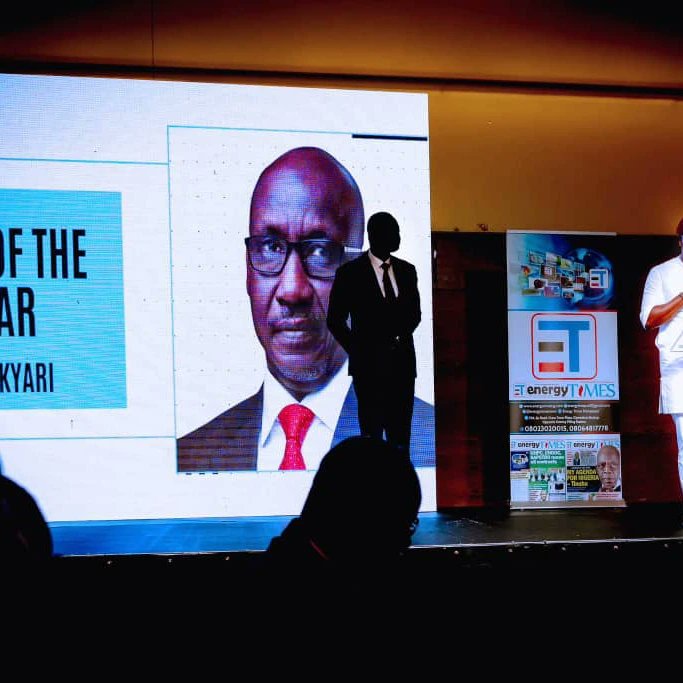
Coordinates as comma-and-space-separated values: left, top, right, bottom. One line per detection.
512, 382, 616, 399
531, 313, 597, 380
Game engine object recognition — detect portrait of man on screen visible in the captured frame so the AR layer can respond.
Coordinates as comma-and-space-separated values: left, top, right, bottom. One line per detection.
176, 146, 435, 473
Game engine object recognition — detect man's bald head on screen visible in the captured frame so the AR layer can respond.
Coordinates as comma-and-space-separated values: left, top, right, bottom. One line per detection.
246, 147, 364, 400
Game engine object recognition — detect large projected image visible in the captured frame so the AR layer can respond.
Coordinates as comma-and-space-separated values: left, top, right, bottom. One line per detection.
173, 135, 435, 474
0, 74, 434, 525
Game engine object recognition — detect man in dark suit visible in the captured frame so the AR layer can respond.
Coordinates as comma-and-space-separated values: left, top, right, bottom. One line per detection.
177, 148, 434, 472
327, 211, 421, 454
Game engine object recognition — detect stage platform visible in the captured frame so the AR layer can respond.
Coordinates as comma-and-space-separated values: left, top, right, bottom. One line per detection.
50, 505, 683, 573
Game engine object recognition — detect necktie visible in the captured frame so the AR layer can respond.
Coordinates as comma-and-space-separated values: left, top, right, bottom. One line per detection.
381, 262, 396, 303
278, 404, 315, 470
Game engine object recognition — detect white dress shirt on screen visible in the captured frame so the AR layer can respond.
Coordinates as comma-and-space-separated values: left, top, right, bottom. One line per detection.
257, 361, 353, 471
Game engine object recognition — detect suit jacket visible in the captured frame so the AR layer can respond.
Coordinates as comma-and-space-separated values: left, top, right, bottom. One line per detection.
326, 252, 420, 379
176, 383, 435, 471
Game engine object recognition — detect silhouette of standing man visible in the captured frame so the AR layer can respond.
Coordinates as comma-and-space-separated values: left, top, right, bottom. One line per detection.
327, 212, 421, 453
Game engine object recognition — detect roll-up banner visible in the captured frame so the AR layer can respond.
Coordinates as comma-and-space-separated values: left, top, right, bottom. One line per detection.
507, 231, 624, 508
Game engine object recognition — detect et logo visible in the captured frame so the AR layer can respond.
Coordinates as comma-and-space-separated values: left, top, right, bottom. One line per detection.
531, 313, 597, 380
589, 268, 609, 289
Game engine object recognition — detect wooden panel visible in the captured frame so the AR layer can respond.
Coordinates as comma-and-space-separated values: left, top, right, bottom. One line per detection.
433, 232, 683, 509
434, 233, 508, 509
616, 235, 682, 503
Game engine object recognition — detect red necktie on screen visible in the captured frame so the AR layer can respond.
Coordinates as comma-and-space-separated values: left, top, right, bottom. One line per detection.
278, 404, 315, 470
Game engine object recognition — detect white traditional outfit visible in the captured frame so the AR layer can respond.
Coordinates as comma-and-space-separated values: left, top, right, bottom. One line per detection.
640, 256, 683, 491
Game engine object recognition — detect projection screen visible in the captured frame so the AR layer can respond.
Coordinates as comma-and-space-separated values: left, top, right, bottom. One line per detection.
0, 73, 435, 528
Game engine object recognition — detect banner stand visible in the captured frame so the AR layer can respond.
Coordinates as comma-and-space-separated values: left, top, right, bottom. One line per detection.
507, 230, 624, 509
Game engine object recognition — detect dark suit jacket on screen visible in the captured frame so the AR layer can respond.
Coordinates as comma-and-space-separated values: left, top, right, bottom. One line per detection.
176, 384, 435, 472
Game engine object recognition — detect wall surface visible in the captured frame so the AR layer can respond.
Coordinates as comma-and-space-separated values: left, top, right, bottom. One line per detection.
3, 2, 682, 87
429, 91, 683, 234
434, 232, 683, 508
1, 1, 682, 234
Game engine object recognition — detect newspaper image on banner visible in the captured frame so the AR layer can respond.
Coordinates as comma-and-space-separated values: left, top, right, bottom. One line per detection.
506, 231, 623, 508
510, 434, 622, 504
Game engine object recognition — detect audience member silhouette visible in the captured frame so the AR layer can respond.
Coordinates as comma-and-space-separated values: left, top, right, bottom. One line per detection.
264, 435, 421, 574
0, 473, 53, 564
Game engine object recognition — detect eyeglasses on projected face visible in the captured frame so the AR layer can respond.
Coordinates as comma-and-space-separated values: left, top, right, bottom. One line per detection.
245, 236, 363, 279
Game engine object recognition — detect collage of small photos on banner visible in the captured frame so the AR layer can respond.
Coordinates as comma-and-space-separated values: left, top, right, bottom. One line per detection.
507, 231, 623, 508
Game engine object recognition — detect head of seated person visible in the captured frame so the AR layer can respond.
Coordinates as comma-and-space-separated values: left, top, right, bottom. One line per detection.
266, 436, 421, 570
0, 473, 53, 564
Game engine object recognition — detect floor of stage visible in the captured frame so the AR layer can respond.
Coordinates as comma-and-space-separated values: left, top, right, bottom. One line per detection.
51, 505, 683, 571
